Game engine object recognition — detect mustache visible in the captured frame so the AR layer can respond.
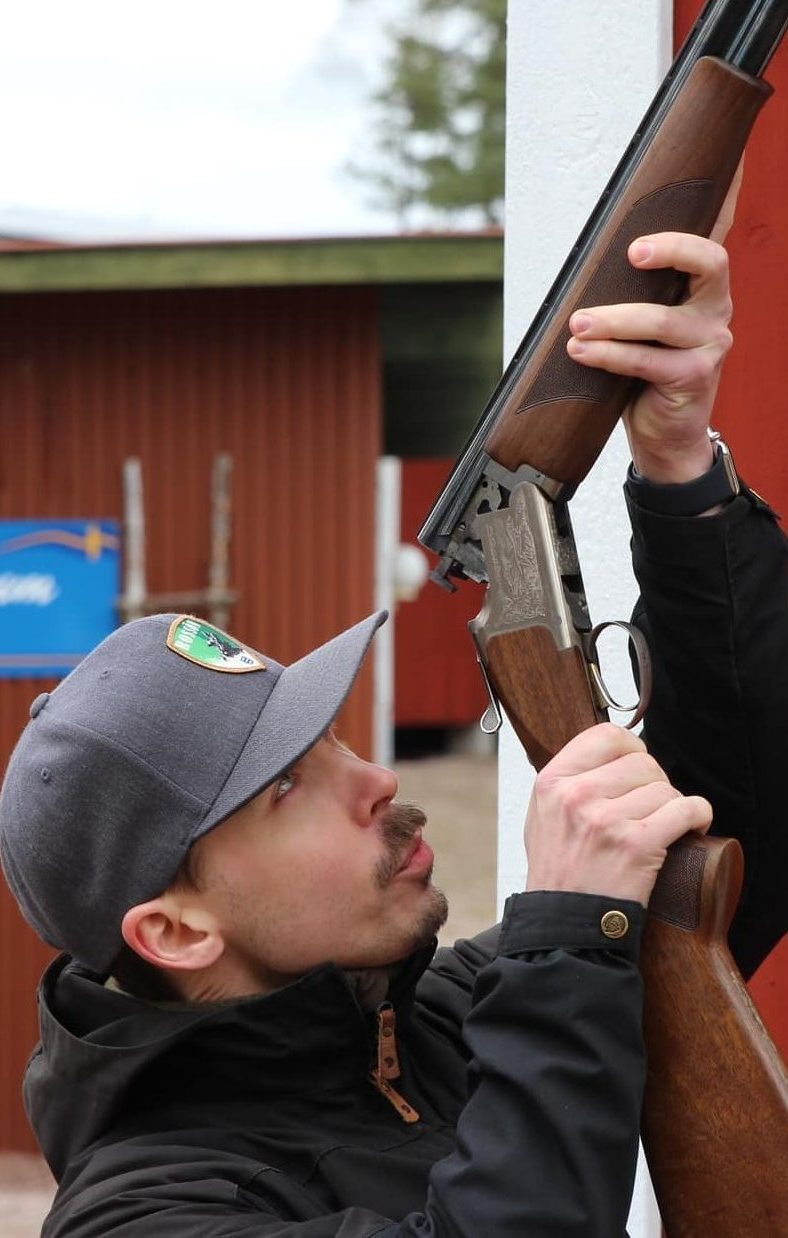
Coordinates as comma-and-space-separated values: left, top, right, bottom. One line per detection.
375, 801, 428, 887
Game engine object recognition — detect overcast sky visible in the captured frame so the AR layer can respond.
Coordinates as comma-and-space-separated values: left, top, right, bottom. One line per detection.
1, 0, 401, 241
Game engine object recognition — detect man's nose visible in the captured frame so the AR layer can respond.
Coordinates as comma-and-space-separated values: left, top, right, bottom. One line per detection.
354, 758, 398, 824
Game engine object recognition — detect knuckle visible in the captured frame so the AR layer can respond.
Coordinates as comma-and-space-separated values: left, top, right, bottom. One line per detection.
655, 304, 674, 337
709, 242, 729, 278
640, 753, 667, 783
619, 751, 652, 785
559, 776, 593, 818
579, 801, 610, 838
618, 829, 644, 862
587, 721, 630, 759
562, 785, 613, 840
657, 782, 681, 807
632, 344, 656, 378
597, 721, 624, 746
685, 350, 716, 386
534, 767, 556, 800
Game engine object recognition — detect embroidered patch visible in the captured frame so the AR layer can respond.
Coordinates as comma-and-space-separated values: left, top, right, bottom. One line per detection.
166, 616, 266, 673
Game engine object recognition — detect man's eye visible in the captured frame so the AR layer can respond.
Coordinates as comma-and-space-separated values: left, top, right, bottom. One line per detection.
274, 770, 296, 800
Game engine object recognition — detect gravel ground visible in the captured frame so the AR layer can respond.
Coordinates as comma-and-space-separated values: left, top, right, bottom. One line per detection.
0, 1156, 56, 1238
0, 752, 498, 1236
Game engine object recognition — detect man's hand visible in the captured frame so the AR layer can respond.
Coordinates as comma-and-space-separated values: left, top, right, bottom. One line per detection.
524, 723, 712, 907
565, 166, 742, 485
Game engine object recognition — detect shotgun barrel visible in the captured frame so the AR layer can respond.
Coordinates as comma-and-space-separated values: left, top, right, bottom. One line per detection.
419, 0, 788, 582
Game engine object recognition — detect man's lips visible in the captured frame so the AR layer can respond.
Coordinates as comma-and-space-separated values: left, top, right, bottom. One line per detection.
395, 830, 434, 876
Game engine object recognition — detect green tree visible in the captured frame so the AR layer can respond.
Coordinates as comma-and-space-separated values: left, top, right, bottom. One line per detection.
350, 0, 505, 226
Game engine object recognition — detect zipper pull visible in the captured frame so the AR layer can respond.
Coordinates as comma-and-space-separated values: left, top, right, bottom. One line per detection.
376, 1002, 401, 1080
370, 1003, 420, 1124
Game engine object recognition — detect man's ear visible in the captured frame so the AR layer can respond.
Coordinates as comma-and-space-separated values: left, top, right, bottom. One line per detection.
121, 895, 224, 972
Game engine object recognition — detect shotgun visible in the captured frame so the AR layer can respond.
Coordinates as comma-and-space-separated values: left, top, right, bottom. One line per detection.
418, 2, 788, 1233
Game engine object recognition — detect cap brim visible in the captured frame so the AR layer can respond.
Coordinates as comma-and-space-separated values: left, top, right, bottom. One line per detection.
197, 610, 387, 839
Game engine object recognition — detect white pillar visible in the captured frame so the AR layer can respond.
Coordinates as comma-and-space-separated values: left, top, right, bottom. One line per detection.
502, 3, 672, 1233
374, 456, 402, 768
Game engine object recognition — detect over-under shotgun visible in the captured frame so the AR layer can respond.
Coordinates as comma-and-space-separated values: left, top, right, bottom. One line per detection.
419, 2, 788, 1234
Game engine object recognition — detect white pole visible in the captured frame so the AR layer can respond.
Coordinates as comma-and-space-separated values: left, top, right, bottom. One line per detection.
374, 456, 402, 768
121, 458, 146, 623
502, 3, 672, 1233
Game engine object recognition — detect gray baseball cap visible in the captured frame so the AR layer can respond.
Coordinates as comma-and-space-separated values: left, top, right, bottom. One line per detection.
0, 609, 386, 973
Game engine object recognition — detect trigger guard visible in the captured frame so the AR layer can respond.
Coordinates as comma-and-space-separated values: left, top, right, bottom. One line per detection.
588, 620, 653, 729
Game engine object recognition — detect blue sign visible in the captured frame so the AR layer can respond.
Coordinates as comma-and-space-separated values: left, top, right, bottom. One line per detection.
0, 520, 120, 678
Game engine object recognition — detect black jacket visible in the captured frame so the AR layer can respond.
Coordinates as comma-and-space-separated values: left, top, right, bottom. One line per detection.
630, 487, 788, 978
27, 487, 785, 1235
30, 892, 646, 1236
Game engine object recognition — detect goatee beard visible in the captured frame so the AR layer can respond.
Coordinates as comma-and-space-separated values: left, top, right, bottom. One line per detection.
375, 801, 449, 944
375, 802, 428, 887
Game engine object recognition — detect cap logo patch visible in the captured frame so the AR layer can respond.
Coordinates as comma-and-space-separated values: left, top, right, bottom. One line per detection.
166, 616, 266, 673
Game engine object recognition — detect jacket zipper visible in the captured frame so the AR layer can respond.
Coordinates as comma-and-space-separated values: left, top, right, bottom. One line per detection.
369, 1002, 420, 1124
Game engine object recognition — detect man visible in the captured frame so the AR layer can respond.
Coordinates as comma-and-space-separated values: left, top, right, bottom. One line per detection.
0, 221, 779, 1235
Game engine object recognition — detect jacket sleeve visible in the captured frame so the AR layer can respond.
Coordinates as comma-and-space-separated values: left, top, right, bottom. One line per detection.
398, 891, 647, 1238
627, 486, 788, 976
45, 895, 645, 1238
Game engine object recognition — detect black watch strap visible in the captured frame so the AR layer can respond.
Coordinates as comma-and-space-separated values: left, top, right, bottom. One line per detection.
625, 435, 740, 517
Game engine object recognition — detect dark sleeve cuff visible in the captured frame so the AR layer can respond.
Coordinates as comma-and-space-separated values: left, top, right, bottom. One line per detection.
498, 891, 645, 961
624, 439, 741, 517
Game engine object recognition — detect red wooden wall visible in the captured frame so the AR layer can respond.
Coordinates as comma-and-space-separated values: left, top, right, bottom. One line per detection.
675, 0, 788, 1056
396, 459, 487, 727
0, 282, 381, 1150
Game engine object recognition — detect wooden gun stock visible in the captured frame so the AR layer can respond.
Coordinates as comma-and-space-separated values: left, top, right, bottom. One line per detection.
642, 837, 788, 1235
487, 58, 770, 486
482, 626, 605, 770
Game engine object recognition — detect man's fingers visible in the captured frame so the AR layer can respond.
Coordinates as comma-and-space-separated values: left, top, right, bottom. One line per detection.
525, 724, 713, 907
540, 722, 645, 779
567, 230, 733, 382
566, 336, 726, 395
640, 793, 714, 845
610, 780, 683, 824
562, 751, 671, 809
610, 784, 712, 837
569, 301, 730, 350
626, 229, 731, 297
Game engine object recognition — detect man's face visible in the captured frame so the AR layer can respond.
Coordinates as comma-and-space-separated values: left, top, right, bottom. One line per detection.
189, 730, 448, 994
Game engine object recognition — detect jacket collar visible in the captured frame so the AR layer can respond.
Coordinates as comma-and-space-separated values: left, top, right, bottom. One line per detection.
30, 938, 437, 1175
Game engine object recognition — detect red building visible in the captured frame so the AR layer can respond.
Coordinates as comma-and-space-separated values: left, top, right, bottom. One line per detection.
0, 231, 503, 1149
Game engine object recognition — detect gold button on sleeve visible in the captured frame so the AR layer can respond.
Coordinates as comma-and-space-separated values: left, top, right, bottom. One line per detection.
600, 910, 629, 940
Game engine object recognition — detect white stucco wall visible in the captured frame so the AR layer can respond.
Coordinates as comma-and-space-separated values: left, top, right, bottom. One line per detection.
501, 3, 672, 1233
